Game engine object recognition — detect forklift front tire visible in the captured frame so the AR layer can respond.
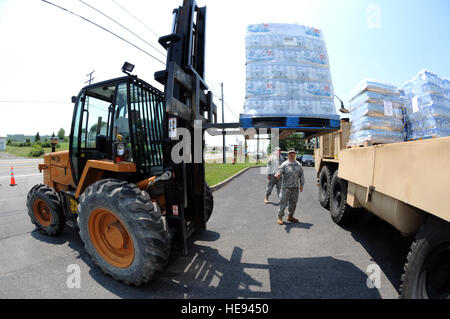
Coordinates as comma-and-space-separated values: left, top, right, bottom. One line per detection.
26, 184, 65, 236
77, 179, 171, 286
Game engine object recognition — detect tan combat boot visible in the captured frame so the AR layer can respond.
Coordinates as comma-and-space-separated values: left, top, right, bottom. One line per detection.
287, 216, 299, 223
277, 218, 284, 225
264, 196, 269, 204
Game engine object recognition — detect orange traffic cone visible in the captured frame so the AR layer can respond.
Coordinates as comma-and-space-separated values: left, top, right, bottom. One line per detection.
10, 167, 17, 186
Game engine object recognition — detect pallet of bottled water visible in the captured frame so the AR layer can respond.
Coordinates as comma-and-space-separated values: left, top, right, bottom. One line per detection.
401, 70, 450, 140
347, 80, 404, 146
243, 23, 338, 118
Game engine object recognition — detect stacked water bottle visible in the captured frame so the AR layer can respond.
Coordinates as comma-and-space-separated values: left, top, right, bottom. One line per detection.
347, 80, 404, 146
244, 23, 337, 117
401, 70, 450, 140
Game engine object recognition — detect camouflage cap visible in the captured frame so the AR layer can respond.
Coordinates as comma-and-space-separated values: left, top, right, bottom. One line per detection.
288, 148, 296, 154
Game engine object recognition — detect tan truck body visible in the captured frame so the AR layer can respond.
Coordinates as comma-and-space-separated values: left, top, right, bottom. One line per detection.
314, 120, 450, 234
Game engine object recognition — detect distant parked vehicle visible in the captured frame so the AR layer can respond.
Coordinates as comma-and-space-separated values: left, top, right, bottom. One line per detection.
301, 154, 315, 167
280, 151, 288, 162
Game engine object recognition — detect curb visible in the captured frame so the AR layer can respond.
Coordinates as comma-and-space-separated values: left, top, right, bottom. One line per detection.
210, 165, 262, 192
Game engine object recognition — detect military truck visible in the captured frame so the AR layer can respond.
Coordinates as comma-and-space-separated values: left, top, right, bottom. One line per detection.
314, 119, 450, 299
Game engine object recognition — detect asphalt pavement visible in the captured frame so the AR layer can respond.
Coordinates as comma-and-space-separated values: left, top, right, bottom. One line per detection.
0, 156, 413, 298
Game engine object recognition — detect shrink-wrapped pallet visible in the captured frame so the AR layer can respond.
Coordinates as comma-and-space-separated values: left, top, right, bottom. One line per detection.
401, 70, 450, 140
347, 79, 404, 146
244, 23, 337, 117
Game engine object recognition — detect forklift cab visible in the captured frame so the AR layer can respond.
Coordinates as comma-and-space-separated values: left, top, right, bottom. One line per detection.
69, 76, 165, 185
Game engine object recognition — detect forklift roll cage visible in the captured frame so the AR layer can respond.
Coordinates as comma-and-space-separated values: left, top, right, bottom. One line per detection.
69, 75, 166, 185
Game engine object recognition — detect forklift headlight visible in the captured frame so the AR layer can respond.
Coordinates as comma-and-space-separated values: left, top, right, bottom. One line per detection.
117, 143, 125, 157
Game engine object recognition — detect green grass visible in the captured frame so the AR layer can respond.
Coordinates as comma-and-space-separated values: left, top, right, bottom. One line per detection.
5, 142, 69, 158
205, 162, 262, 186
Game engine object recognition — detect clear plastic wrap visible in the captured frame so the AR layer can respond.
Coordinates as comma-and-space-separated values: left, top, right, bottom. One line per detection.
402, 70, 450, 100
244, 23, 337, 117
350, 102, 403, 122
348, 129, 403, 146
348, 79, 404, 146
350, 79, 399, 98
350, 91, 403, 110
350, 116, 403, 132
402, 70, 450, 140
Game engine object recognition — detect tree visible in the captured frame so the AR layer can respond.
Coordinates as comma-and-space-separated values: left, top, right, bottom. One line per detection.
26, 138, 31, 143
58, 128, 65, 140
34, 132, 40, 142
52, 132, 56, 138
267, 138, 313, 155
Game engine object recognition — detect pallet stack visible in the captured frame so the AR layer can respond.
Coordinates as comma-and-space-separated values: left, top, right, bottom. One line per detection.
401, 70, 450, 140
243, 23, 337, 118
347, 80, 404, 147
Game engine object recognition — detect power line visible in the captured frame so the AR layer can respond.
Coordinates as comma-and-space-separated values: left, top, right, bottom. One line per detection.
111, 0, 160, 39
210, 89, 239, 118
79, 0, 166, 57
41, 0, 166, 65
85, 70, 95, 85
0, 100, 70, 104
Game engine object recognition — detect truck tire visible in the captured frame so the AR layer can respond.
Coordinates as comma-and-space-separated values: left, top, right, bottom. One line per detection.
78, 179, 171, 286
205, 182, 214, 222
329, 170, 355, 225
26, 184, 65, 235
318, 165, 332, 209
400, 216, 450, 299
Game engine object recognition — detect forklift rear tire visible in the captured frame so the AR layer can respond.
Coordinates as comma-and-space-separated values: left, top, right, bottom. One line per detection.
205, 182, 214, 222
329, 170, 355, 225
318, 165, 332, 209
26, 184, 65, 236
78, 179, 171, 286
400, 216, 450, 299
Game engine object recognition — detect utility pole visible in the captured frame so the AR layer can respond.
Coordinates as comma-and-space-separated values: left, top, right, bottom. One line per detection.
221, 82, 226, 164
86, 70, 95, 85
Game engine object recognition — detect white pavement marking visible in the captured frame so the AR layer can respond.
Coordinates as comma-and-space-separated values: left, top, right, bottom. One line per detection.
0, 173, 42, 180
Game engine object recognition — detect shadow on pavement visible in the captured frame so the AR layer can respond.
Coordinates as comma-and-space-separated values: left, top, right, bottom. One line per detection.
76, 230, 381, 299
266, 201, 280, 207
340, 211, 413, 294
31, 227, 82, 247
283, 221, 313, 233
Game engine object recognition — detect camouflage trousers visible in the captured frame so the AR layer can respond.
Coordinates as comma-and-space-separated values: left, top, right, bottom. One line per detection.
278, 187, 299, 218
266, 174, 281, 198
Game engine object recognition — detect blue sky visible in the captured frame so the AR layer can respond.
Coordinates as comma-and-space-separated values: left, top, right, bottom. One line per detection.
314, 0, 450, 102
0, 0, 448, 146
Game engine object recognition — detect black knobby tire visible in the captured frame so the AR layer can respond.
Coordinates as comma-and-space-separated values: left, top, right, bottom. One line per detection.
77, 179, 171, 286
318, 165, 332, 209
205, 182, 214, 222
329, 170, 355, 225
26, 184, 65, 235
400, 216, 450, 299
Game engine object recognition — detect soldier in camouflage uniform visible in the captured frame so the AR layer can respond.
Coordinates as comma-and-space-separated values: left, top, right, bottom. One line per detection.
264, 147, 284, 204
275, 148, 305, 225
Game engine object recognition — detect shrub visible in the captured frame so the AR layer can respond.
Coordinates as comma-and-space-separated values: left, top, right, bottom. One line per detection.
29, 144, 44, 157
41, 142, 52, 148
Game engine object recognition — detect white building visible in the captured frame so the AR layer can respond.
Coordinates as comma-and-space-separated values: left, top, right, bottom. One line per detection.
0, 132, 6, 151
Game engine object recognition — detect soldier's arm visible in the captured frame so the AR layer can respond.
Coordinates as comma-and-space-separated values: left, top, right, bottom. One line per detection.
275, 162, 285, 179
299, 165, 305, 187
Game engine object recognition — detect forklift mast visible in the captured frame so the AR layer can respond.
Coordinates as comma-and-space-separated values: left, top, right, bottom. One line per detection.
155, 0, 217, 254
